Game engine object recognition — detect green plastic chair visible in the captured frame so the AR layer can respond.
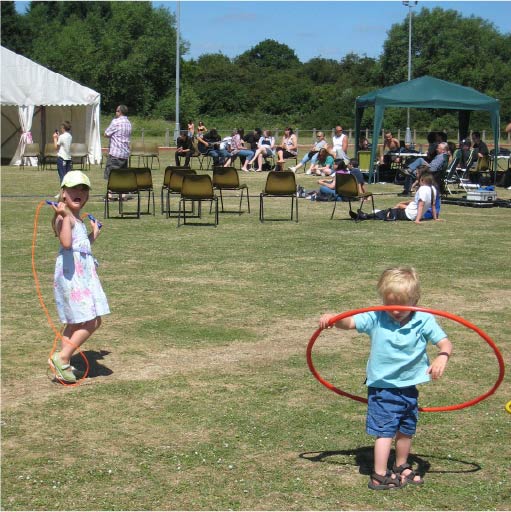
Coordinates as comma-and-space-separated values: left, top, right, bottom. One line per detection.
259, 171, 298, 222
178, 174, 218, 226
212, 166, 250, 214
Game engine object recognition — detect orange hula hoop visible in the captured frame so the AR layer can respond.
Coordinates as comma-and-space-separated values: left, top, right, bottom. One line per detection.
32, 200, 90, 386
306, 305, 505, 412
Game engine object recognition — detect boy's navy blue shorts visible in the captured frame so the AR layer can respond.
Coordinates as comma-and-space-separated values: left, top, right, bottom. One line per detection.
366, 386, 419, 437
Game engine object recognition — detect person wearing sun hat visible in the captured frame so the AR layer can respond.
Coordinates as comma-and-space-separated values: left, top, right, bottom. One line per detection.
48, 170, 109, 383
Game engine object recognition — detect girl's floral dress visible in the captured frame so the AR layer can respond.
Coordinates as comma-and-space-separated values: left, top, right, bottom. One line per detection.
54, 219, 110, 324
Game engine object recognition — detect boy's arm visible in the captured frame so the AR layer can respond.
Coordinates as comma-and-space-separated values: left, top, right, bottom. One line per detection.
427, 337, 452, 379
319, 314, 356, 330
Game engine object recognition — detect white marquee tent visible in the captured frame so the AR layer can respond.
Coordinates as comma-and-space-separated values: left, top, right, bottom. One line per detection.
1, 46, 102, 166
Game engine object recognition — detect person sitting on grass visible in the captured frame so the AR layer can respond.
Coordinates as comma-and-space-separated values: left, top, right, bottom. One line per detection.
386, 171, 440, 223
308, 148, 335, 176
319, 266, 452, 490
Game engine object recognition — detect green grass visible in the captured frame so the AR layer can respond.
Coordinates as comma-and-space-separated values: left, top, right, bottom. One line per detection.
2, 153, 511, 510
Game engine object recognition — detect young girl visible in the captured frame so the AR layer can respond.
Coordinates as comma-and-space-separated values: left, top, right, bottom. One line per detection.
389, 171, 439, 223
49, 171, 110, 383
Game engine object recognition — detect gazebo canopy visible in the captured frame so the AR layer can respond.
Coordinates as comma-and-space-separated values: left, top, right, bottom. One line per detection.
354, 76, 500, 180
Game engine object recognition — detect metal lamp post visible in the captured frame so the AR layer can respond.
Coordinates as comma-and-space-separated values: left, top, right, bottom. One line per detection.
403, 1, 417, 146
174, 0, 181, 143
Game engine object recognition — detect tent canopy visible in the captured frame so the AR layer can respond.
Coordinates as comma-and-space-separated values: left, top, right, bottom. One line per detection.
1, 46, 102, 165
354, 76, 500, 180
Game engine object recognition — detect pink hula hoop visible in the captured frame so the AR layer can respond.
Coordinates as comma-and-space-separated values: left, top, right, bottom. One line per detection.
306, 305, 505, 412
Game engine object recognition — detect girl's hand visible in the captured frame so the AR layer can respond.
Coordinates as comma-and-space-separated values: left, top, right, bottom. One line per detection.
319, 314, 335, 330
90, 218, 101, 238
52, 201, 68, 217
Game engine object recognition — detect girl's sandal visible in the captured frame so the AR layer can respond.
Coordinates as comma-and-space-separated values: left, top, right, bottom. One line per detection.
368, 471, 404, 490
393, 463, 424, 485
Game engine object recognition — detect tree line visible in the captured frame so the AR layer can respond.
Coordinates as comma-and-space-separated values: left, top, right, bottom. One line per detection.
2, 1, 511, 133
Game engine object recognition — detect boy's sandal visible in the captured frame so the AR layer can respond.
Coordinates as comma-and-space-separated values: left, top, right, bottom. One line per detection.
368, 471, 404, 490
393, 463, 424, 485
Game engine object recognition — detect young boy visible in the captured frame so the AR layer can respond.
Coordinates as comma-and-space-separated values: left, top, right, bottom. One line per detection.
319, 266, 452, 490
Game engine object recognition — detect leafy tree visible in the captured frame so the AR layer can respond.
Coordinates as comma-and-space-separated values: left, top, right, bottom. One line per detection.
21, 1, 181, 114
382, 7, 510, 91
302, 58, 342, 84
236, 39, 300, 69
1, 1, 29, 54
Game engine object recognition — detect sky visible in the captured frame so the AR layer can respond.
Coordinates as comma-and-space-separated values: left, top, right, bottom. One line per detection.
14, 1, 511, 63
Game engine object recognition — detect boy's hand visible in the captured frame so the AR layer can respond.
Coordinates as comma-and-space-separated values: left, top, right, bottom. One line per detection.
319, 314, 336, 330
427, 355, 449, 379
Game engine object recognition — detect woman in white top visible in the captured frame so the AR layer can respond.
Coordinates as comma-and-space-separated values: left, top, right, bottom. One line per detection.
276, 127, 298, 170
54, 121, 73, 183
248, 130, 275, 172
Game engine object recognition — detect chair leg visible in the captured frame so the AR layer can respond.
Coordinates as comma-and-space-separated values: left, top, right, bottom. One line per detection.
295, 195, 298, 222
219, 189, 225, 212
330, 200, 337, 220
259, 195, 264, 222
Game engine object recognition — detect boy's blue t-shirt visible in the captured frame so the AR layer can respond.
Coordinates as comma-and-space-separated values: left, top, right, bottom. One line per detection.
354, 311, 447, 388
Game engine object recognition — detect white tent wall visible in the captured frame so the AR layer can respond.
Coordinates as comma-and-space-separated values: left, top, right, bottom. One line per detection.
0, 46, 102, 166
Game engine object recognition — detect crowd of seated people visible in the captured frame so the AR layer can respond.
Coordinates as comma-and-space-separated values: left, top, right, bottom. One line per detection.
186, 126, 496, 196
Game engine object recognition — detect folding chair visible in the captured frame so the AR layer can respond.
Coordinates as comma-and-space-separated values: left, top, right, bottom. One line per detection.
189, 145, 211, 170
20, 143, 41, 171
143, 142, 160, 170
161, 165, 192, 214
212, 166, 250, 214
129, 141, 146, 167
178, 174, 218, 227
42, 142, 58, 170
163, 167, 197, 218
132, 167, 155, 215
70, 143, 89, 171
104, 169, 141, 219
358, 150, 379, 183
330, 173, 375, 222
259, 171, 298, 222
443, 150, 462, 195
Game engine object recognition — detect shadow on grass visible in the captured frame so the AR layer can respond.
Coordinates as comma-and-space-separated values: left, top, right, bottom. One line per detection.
70, 349, 113, 378
299, 446, 481, 477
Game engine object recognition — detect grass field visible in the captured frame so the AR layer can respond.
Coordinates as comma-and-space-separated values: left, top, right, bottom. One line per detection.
1, 152, 510, 511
